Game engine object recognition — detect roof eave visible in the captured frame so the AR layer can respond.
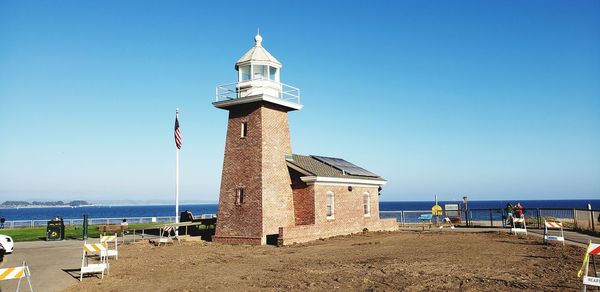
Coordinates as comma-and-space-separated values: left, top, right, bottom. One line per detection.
235, 60, 282, 70
300, 176, 387, 186
287, 161, 315, 176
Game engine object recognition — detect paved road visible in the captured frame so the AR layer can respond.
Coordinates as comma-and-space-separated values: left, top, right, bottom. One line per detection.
0, 240, 83, 292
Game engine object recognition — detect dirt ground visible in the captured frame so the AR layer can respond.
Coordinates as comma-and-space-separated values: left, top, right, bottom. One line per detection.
64, 231, 583, 291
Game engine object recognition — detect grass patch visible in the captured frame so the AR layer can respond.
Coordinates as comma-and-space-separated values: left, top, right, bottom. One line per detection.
0, 223, 166, 242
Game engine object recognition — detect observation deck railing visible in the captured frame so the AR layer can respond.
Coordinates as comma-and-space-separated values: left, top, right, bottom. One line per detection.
215, 79, 300, 105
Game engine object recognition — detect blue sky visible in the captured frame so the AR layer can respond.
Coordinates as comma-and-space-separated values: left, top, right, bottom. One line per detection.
0, 0, 599, 202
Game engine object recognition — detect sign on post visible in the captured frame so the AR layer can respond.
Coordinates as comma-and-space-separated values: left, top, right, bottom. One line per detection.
431, 205, 442, 216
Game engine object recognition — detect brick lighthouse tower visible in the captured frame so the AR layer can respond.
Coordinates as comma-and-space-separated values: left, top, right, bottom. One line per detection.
212, 34, 302, 245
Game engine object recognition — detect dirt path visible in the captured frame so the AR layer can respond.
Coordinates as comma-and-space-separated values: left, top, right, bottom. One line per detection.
64, 231, 583, 291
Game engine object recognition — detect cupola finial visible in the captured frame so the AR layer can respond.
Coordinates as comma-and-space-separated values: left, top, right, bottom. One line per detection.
255, 29, 262, 47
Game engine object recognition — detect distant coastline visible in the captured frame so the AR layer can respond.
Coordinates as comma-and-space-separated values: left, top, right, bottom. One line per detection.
0, 204, 95, 210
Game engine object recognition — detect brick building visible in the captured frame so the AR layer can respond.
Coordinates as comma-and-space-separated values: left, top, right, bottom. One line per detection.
212, 34, 397, 245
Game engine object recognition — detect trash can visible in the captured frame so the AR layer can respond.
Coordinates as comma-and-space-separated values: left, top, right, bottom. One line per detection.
46, 219, 65, 241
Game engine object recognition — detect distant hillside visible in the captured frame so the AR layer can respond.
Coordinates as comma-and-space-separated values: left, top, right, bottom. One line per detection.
1, 200, 90, 207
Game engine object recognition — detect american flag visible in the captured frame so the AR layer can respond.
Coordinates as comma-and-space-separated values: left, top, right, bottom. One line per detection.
174, 113, 182, 149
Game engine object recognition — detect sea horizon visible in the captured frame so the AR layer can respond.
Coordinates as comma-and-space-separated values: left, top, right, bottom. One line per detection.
2, 199, 600, 221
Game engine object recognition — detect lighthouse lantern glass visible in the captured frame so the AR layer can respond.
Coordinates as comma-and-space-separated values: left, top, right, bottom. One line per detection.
240, 65, 251, 81
269, 66, 278, 81
252, 65, 267, 80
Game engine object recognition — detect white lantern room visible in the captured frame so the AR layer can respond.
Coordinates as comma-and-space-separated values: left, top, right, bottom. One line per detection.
214, 34, 302, 111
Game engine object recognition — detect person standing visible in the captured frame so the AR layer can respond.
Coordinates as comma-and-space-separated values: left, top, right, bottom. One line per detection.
515, 202, 524, 218
504, 203, 514, 225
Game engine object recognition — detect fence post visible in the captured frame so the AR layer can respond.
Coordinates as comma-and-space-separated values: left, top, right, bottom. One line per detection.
469, 210, 472, 227
573, 209, 577, 229
489, 209, 493, 227
30, 220, 34, 228
401, 211, 404, 227
537, 209, 541, 229
590, 205, 595, 232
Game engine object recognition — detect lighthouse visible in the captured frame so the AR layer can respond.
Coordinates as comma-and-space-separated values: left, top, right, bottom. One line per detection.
213, 34, 396, 246
213, 33, 301, 245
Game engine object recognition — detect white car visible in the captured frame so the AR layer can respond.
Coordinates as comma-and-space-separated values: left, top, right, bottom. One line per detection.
0, 235, 14, 253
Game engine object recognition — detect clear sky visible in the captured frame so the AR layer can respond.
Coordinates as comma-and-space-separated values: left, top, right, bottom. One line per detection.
0, 0, 599, 202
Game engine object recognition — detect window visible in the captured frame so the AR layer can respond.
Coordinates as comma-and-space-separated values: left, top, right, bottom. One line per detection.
235, 187, 244, 205
363, 192, 371, 217
252, 65, 267, 80
240, 65, 250, 81
241, 122, 248, 138
326, 191, 335, 219
269, 66, 277, 81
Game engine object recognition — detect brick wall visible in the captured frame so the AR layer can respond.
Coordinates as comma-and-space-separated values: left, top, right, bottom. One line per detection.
290, 168, 315, 226
313, 185, 380, 224
214, 102, 295, 245
278, 218, 398, 245
279, 183, 398, 245
260, 103, 295, 236
214, 103, 264, 244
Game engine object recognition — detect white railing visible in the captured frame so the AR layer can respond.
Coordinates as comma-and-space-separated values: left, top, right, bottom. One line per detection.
0, 214, 217, 229
215, 79, 300, 105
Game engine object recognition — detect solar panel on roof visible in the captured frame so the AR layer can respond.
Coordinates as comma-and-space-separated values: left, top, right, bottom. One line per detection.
311, 155, 379, 177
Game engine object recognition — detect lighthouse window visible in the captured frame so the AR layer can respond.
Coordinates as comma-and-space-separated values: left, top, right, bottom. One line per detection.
241, 122, 248, 138
241, 65, 250, 81
269, 67, 277, 81
253, 65, 267, 80
326, 191, 335, 219
363, 192, 371, 217
235, 187, 244, 205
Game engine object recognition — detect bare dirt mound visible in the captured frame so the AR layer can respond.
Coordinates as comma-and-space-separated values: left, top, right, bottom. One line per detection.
65, 231, 582, 291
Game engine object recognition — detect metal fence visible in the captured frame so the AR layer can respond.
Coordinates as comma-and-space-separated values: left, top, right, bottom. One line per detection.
382, 208, 600, 233
0, 214, 216, 229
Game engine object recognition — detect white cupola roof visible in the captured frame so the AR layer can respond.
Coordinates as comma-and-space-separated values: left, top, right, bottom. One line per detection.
235, 33, 282, 70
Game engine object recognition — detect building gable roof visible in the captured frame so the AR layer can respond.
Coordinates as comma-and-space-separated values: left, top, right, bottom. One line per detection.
286, 154, 386, 182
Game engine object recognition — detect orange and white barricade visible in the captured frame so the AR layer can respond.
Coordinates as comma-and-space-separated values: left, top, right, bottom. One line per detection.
100, 234, 119, 260
543, 220, 564, 245
80, 242, 109, 281
511, 217, 527, 237
158, 225, 180, 246
438, 216, 455, 229
0, 261, 33, 292
579, 241, 600, 291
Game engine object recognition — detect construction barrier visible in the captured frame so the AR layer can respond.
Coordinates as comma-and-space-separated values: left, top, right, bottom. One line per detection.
511, 217, 527, 237
438, 216, 455, 229
80, 242, 109, 281
579, 241, 600, 291
158, 225, 180, 246
544, 220, 564, 245
0, 261, 33, 291
100, 234, 119, 260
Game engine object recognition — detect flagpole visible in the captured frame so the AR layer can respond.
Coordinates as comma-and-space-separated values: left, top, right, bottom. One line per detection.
175, 108, 180, 231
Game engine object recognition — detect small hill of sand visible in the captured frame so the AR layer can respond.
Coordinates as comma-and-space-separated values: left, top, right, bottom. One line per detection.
65, 231, 582, 291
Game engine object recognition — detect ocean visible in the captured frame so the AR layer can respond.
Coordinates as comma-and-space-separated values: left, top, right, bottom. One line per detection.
1, 199, 599, 221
